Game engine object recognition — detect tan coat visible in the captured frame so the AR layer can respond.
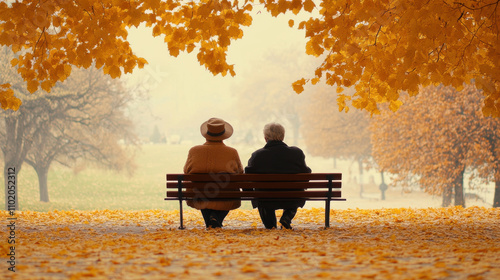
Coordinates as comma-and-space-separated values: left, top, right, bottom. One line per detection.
183, 141, 243, 210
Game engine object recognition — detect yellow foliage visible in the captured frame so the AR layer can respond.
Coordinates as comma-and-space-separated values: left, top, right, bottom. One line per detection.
286, 0, 500, 116
0, 83, 21, 110
303, 0, 315, 12
292, 78, 306, 93
26, 80, 39, 93
1, 0, 499, 115
388, 100, 403, 112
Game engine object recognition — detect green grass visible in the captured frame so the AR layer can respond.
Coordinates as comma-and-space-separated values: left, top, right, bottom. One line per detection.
2, 143, 258, 211
2, 144, 196, 211
3, 142, 494, 212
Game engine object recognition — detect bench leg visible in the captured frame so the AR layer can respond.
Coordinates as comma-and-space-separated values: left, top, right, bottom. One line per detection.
176, 176, 185, 229
179, 200, 185, 230
325, 199, 330, 229
325, 175, 333, 229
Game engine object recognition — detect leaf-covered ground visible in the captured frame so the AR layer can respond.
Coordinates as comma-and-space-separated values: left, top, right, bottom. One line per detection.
2, 207, 499, 279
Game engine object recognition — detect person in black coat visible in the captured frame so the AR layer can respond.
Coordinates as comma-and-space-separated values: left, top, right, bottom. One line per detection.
245, 123, 311, 229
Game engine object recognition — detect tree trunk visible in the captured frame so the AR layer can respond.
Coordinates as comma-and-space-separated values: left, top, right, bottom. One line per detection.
442, 185, 453, 207
379, 172, 387, 200
35, 166, 50, 202
494, 178, 500, 208
3, 114, 31, 210
454, 168, 465, 207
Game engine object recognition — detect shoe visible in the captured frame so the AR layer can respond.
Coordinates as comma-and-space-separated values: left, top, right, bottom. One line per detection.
208, 217, 222, 228
279, 218, 292, 230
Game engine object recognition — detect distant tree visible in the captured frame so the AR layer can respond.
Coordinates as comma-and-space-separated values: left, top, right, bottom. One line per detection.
371, 84, 500, 207
1, 46, 36, 210
478, 126, 500, 207
150, 125, 162, 144
235, 48, 315, 145
301, 86, 372, 196
464, 92, 500, 208
1, 47, 137, 208
25, 67, 137, 202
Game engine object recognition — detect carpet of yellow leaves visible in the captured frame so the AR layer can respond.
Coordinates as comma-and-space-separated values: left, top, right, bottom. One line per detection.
1, 207, 499, 279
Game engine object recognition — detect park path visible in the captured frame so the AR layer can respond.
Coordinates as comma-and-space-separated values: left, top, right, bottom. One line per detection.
2, 207, 500, 279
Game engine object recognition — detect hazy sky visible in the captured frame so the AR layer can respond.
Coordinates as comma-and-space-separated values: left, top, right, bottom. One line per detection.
124, 10, 313, 140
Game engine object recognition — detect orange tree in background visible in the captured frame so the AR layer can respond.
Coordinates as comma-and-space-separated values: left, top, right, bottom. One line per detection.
1, 0, 499, 117
371, 84, 500, 207
468, 101, 500, 208
301, 86, 372, 197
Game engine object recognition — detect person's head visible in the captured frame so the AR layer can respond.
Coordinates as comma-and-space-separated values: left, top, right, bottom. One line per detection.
200, 118, 233, 141
263, 123, 285, 142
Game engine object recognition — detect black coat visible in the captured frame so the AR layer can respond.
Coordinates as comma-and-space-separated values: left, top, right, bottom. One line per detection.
245, 141, 312, 209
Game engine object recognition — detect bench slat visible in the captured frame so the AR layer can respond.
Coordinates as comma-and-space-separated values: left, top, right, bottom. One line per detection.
166, 181, 341, 189
166, 173, 342, 182
166, 190, 342, 199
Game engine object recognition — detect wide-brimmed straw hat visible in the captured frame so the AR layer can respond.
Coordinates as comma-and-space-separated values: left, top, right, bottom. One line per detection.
200, 118, 233, 141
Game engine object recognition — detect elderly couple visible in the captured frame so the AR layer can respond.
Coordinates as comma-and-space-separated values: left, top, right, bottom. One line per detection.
183, 117, 311, 229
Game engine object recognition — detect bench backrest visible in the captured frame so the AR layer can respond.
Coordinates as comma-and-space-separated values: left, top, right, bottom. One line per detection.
166, 173, 342, 200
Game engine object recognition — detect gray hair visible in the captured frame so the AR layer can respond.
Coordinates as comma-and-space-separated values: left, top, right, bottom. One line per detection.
263, 123, 285, 141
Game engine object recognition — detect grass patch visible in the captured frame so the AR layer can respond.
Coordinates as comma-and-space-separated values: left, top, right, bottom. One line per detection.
3, 143, 256, 211
2, 144, 194, 211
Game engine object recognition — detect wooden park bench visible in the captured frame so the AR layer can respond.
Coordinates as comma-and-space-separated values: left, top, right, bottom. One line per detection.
165, 173, 345, 229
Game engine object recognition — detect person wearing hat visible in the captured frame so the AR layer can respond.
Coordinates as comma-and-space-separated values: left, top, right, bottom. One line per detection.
183, 117, 244, 228
245, 122, 311, 230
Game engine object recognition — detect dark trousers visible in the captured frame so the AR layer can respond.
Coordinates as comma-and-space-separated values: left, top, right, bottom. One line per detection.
258, 206, 297, 229
200, 209, 229, 228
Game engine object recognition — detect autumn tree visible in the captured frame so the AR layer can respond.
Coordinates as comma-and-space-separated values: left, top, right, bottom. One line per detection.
371, 84, 500, 207
466, 102, 500, 208
24, 67, 137, 203
1, 46, 137, 208
288, 0, 500, 117
1, 1, 498, 118
0, 0, 252, 110
301, 86, 372, 196
1, 46, 36, 210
